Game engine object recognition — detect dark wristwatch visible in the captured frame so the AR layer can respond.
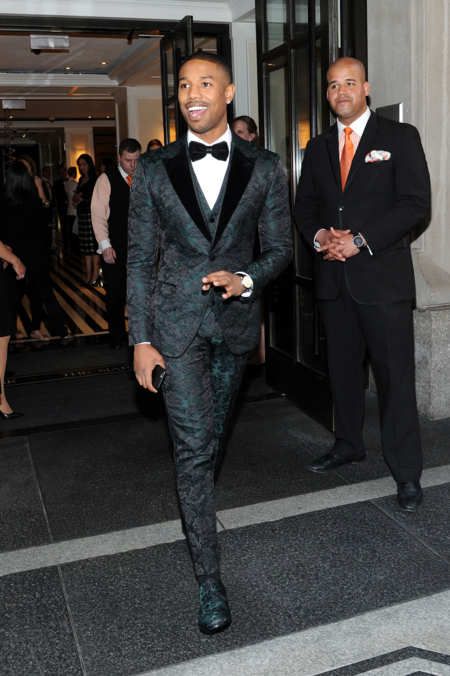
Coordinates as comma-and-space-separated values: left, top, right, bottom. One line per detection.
352, 233, 366, 249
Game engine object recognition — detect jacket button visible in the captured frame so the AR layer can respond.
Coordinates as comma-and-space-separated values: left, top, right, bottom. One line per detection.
209, 216, 215, 223
209, 254, 216, 261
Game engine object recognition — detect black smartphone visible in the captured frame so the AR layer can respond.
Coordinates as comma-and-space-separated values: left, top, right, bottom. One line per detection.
152, 364, 167, 391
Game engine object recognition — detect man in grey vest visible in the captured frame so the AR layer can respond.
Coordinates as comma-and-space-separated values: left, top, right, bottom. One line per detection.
128, 53, 292, 634
92, 138, 141, 347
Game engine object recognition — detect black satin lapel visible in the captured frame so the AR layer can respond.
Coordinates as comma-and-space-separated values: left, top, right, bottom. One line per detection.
213, 145, 256, 248
326, 124, 340, 188
163, 144, 211, 242
345, 112, 378, 191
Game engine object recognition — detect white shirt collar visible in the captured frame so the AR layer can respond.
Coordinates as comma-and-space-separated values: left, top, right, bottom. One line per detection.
187, 125, 232, 148
337, 107, 371, 137
118, 164, 129, 181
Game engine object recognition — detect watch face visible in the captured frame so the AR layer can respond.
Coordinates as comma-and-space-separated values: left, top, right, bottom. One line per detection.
353, 235, 364, 248
242, 275, 252, 289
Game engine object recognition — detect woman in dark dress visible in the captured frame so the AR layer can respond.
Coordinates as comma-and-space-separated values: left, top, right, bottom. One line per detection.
1, 161, 67, 340
73, 153, 100, 285
0, 239, 25, 418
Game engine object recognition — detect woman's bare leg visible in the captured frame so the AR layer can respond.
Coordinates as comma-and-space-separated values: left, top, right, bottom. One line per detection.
0, 335, 12, 414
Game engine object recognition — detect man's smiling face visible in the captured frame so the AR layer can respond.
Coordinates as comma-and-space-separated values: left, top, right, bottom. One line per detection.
178, 58, 235, 143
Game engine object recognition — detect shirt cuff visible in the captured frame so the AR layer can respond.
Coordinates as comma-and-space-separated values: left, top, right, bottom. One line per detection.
235, 271, 253, 298
98, 239, 112, 253
136, 341, 152, 345
313, 228, 327, 252
359, 232, 373, 256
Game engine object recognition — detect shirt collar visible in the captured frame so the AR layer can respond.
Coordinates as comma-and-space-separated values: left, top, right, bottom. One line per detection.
118, 164, 129, 181
337, 107, 371, 137
187, 125, 232, 148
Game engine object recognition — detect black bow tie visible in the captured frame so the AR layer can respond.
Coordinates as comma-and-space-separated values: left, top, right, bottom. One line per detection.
188, 140, 229, 162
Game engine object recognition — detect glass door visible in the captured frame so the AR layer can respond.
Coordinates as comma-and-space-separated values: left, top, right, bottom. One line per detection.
256, 0, 367, 427
160, 16, 194, 143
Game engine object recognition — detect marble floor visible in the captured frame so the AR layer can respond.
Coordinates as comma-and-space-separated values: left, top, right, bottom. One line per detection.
0, 353, 449, 675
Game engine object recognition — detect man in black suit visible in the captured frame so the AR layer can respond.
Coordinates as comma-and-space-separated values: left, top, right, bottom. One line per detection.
295, 57, 431, 511
128, 53, 292, 633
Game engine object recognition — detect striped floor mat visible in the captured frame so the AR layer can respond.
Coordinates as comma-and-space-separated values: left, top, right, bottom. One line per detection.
14, 251, 111, 341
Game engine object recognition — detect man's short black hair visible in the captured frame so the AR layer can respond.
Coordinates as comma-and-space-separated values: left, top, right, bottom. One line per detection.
179, 51, 232, 83
119, 138, 142, 155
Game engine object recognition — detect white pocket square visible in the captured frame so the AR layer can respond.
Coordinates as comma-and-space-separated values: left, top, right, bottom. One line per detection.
365, 150, 391, 163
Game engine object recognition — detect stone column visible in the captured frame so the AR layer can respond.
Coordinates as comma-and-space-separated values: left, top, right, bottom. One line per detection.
367, 0, 450, 418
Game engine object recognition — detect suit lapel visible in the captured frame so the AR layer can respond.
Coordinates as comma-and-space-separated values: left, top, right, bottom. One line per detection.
163, 138, 212, 242
212, 139, 256, 248
345, 111, 378, 191
325, 124, 340, 188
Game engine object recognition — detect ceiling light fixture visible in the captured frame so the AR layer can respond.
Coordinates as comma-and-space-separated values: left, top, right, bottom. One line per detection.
101, 60, 108, 66
88, 115, 92, 119
65, 66, 71, 70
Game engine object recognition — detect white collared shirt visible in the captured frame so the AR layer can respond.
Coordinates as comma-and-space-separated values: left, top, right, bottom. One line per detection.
337, 106, 371, 158
92, 164, 131, 252
187, 126, 232, 210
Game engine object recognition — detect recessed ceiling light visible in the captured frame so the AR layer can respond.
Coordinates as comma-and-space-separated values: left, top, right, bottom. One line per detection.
106, 115, 110, 119
8, 114, 14, 119
100, 60, 108, 66
65, 66, 71, 70
88, 115, 92, 119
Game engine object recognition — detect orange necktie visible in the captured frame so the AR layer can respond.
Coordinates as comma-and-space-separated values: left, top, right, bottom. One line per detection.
340, 127, 354, 190
126, 175, 132, 187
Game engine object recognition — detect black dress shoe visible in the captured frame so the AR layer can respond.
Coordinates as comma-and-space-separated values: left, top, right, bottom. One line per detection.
306, 450, 366, 473
0, 411, 24, 420
397, 481, 423, 512
198, 579, 231, 635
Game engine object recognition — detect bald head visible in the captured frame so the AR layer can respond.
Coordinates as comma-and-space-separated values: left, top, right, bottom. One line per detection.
326, 57, 370, 124
327, 57, 366, 82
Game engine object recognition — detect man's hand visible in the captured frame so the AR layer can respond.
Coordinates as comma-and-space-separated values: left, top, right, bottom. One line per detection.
134, 344, 166, 393
102, 247, 117, 264
201, 271, 245, 299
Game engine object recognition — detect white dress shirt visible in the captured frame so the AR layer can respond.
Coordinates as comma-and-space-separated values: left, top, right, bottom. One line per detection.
314, 106, 373, 253
187, 126, 232, 210
91, 165, 131, 253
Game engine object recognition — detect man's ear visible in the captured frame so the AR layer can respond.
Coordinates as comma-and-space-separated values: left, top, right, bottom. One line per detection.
363, 81, 371, 97
225, 83, 236, 104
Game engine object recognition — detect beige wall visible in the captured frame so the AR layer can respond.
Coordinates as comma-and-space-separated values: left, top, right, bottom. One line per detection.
127, 85, 164, 150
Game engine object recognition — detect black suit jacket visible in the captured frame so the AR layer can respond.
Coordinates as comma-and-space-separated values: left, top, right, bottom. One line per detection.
295, 112, 431, 304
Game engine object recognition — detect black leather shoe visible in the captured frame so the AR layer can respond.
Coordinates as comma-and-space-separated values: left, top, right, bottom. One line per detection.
397, 481, 423, 512
306, 451, 366, 473
198, 579, 231, 635
0, 411, 24, 420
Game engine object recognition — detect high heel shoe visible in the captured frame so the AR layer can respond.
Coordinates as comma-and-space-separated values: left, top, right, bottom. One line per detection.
0, 411, 24, 420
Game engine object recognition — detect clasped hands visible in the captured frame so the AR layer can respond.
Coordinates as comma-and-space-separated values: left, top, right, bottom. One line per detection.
134, 270, 244, 392
317, 227, 359, 262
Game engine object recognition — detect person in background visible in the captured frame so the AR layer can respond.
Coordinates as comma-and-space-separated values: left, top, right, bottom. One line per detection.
64, 167, 78, 253
145, 139, 163, 153
232, 115, 258, 144
1, 161, 67, 340
73, 153, 100, 285
295, 57, 431, 512
0, 239, 26, 419
53, 163, 68, 239
91, 138, 141, 348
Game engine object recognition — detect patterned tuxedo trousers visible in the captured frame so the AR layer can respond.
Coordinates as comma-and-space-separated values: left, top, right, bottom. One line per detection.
162, 306, 249, 579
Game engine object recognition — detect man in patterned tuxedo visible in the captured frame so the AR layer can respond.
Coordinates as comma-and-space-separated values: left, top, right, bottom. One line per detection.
127, 52, 292, 634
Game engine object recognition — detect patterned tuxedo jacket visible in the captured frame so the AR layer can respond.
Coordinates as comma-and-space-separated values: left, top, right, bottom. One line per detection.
127, 133, 292, 357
